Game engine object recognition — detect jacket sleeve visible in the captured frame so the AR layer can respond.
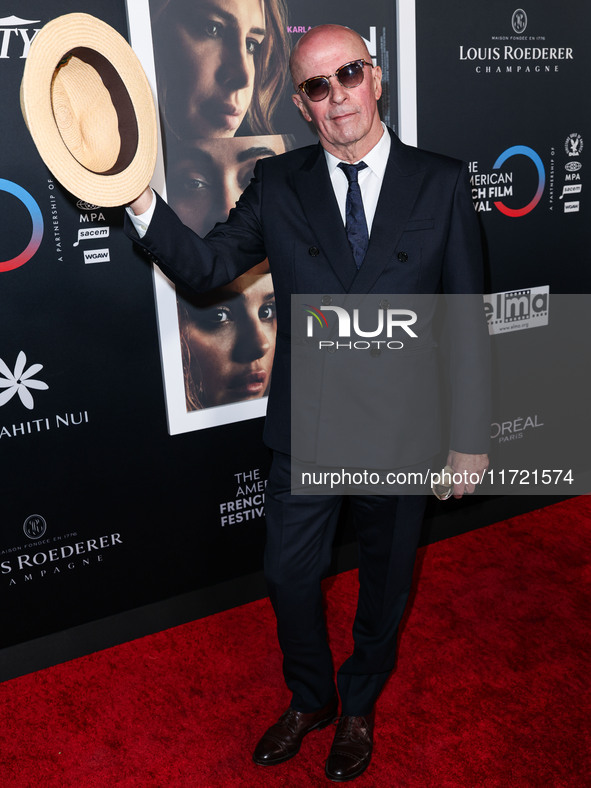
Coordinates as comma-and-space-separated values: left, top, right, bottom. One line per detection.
123, 160, 267, 293
442, 163, 491, 455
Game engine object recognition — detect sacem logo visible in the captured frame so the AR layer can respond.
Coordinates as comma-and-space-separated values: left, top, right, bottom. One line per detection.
492, 146, 545, 217
0, 179, 43, 272
0, 351, 48, 410
0, 16, 41, 59
512, 9, 527, 34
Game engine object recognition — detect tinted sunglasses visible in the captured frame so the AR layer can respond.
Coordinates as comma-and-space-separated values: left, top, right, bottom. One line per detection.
298, 59, 373, 102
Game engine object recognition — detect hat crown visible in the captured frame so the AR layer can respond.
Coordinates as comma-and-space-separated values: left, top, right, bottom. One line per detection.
52, 56, 121, 173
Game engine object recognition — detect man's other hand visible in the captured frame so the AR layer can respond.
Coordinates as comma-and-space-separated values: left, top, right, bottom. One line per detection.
446, 450, 489, 498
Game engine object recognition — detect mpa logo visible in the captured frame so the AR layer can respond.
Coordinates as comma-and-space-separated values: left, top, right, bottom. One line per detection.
303, 303, 418, 351
483, 285, 549, 335
565, 133, 583, 157
565, 162, 582, 173
23, 514, 47, 540
0, 351, 48, 410
0, 15, 41, 59
512, 9, 527, 34
0, 179, 43, 272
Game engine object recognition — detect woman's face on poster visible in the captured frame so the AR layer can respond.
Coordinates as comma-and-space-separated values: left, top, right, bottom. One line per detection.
183, 266, 276, 407
163, 0, 266, 138
167, 135, 287, 234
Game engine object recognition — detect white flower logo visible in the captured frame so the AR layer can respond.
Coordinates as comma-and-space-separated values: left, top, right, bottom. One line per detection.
0, 351, 49, 410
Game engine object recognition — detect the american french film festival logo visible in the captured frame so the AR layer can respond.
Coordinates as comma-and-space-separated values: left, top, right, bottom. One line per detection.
303, 304, 418, 351
0, 180, 44, 273
469, 146, 545, 216
483, 286, 549, 334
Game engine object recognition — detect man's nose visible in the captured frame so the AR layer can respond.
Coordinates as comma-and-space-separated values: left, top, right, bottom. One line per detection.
327, 75, 348, 103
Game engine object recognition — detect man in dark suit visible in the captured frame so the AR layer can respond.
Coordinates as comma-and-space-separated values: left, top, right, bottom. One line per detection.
126, 24, 488, 782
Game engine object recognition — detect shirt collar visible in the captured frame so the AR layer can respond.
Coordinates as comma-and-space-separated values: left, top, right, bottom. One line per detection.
324, 122, 391, 179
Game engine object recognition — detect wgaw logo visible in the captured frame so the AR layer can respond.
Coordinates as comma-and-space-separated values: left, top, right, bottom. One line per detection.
483, 286, 549, 335
512, 9, 527, 34
0, 16, 40, 58
0, 351, 48, 410
303, 304, 418, 351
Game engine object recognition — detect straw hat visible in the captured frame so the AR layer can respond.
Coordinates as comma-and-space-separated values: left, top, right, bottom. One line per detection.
20, 13, 157, 207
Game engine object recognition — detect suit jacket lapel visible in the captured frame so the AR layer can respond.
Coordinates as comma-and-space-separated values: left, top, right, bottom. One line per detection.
292, 144, 358, 292
352, 130, 426, 293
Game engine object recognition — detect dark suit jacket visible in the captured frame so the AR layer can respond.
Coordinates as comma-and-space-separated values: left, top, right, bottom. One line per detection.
125, 129, 490, 465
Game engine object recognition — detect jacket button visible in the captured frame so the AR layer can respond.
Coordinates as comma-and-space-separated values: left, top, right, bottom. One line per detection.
309, 246, 320, 256
321, 295, 332, 305
397, 251, 409, 262
379, 299, 390, 309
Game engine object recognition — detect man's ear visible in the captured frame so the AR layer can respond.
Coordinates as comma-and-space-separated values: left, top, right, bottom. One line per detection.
292, 92, 312, 123
372, 65, 383, 101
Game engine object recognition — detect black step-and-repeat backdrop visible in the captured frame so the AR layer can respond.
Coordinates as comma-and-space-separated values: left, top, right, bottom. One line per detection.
0, 0, 396, 652
1, 1, 589, 661
415, 0, 590, 484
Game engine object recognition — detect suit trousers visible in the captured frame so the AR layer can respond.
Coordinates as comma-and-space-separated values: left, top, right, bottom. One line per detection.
264, 450, 427, 716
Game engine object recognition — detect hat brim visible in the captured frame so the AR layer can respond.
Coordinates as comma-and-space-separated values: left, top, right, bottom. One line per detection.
21, 13, 157, 207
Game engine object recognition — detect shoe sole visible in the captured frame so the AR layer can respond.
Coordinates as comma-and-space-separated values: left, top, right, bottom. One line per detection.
252, 713, 338, 766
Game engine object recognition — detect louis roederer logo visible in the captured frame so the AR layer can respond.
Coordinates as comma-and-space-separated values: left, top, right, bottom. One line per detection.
0, 351, 48, 410
512, 9, 527, 34
303, 304, 418, 351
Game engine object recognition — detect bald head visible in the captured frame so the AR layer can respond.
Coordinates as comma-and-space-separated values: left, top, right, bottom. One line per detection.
289, 24, 383, 162
289, 25, 372, 89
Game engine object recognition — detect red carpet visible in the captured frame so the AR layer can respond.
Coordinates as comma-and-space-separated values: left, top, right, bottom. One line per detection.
1, 497, 590, 787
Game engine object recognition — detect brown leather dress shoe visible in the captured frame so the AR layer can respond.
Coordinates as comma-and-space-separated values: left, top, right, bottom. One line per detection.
253, 696, 339, 765
325, 710, 375, 782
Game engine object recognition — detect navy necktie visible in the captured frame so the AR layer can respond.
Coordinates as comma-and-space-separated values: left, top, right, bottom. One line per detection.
338, 161, 369, 268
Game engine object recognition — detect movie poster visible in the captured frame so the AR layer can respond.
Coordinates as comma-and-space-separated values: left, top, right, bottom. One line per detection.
127, 0, 397, 433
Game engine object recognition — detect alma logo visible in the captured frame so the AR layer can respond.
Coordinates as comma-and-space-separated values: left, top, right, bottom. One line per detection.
0, 16, 41, 58
483, 285, 549, 334
0, 351, 48, 410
